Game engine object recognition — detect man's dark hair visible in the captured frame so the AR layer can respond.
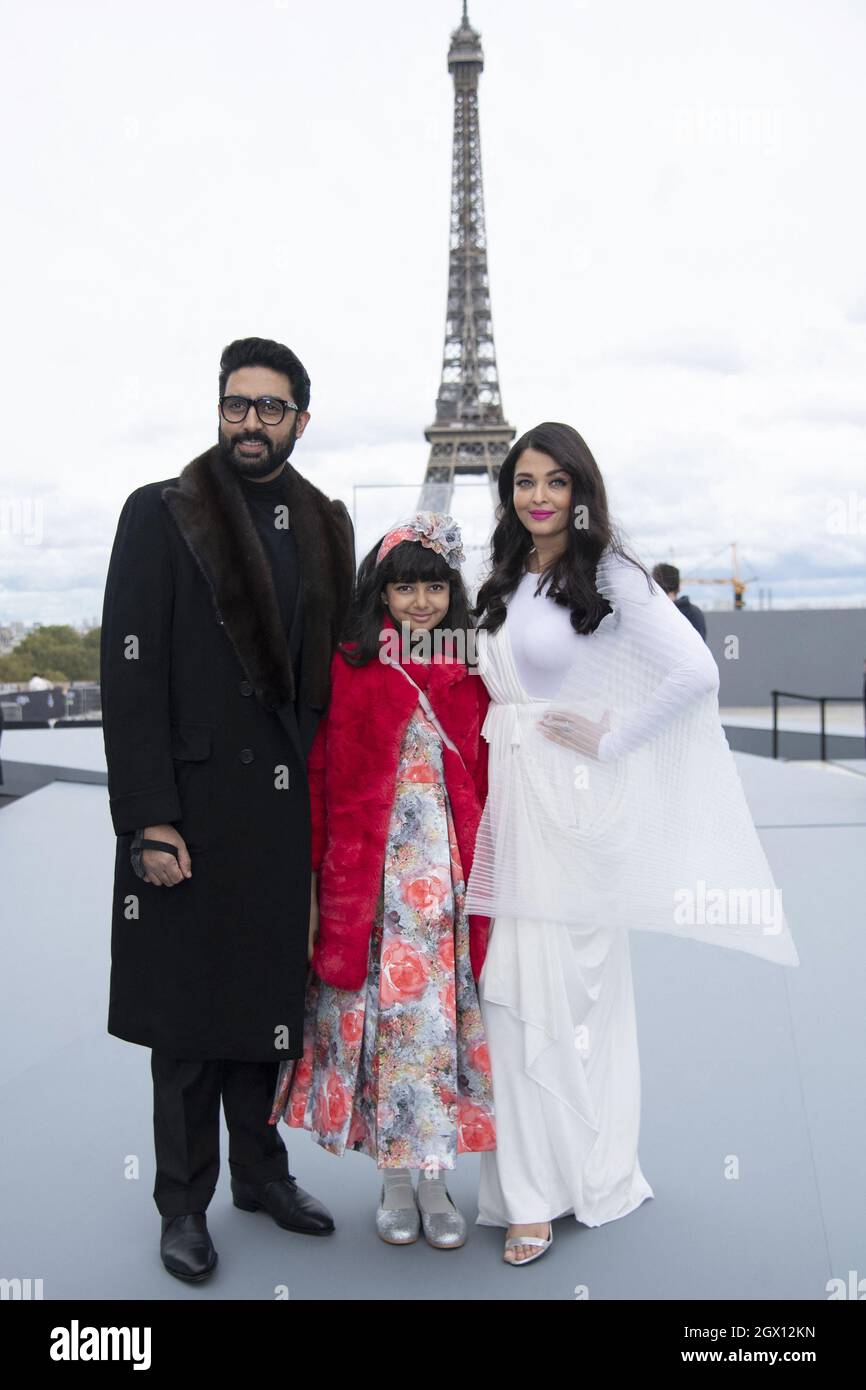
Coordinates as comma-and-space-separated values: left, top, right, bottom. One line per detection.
219, 337, 311, 413
652, 563, 680, 594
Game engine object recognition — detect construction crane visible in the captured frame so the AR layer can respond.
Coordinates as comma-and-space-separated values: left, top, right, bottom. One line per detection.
681, 543, 753, 610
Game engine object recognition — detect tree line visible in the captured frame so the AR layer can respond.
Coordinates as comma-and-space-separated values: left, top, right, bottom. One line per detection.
0, 625, 100, 684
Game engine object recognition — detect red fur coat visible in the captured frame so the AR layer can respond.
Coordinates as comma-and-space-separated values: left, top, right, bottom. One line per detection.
308, 627, 491, 991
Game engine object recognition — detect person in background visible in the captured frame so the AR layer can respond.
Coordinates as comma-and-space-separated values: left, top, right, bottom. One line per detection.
652, 563, 707, 641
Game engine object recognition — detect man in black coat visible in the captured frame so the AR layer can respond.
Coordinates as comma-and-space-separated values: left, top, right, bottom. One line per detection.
100, 336, 355, 1281
651, 562, 708, 642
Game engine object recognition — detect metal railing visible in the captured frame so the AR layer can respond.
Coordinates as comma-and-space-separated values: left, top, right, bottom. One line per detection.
771, 690, 866, 761
0, 683, 102, 726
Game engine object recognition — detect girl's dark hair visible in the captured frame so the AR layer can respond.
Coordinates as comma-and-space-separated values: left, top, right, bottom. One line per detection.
339, 535, 475, 667
474, 421, 651, 635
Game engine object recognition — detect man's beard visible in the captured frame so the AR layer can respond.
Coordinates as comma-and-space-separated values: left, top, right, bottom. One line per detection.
218, 422, 297, 479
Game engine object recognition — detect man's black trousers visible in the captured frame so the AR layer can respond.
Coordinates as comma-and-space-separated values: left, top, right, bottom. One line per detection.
151, 1051, 290, 1216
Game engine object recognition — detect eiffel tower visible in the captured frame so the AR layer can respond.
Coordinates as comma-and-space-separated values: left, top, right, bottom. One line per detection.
418, 1, 516, 516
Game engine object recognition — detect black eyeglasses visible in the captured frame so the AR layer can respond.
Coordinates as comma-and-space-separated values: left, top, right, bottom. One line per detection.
219, 395, 300, 426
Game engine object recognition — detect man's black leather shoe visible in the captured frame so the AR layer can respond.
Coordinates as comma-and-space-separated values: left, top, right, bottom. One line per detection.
160, 1213, 218, 1281
231, 1174, 335, 1235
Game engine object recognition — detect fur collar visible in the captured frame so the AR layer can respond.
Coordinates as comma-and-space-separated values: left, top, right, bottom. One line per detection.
162, 444, 354, 712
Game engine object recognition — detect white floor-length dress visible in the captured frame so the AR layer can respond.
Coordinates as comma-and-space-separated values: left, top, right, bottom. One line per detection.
466, 553, 799, 1229
471, 568, 655, 1228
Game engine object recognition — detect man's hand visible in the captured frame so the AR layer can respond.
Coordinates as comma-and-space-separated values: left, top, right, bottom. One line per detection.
308, 872, 319, 962
141, 824, 192, 887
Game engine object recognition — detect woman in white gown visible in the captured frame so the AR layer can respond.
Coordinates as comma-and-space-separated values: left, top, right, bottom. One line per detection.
465, 423, 799, 1265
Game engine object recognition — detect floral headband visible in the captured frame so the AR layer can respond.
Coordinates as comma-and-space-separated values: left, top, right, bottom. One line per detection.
376, 512, 466, 570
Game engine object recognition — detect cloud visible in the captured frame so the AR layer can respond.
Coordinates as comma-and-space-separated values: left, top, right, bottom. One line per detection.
614, 335, 746, 375
1, 0, 865, 621
846, 292, 866, 324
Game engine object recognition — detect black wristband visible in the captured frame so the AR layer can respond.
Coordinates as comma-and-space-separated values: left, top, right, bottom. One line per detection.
130, 830, 180, 880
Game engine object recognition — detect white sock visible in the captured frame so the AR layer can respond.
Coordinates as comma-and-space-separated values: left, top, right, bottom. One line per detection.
416, 1165, 456, 1214
380, 1166, 415, 1210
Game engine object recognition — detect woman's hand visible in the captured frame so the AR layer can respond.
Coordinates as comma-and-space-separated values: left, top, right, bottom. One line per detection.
538, 708, 611, 758
308, 871, 319, 963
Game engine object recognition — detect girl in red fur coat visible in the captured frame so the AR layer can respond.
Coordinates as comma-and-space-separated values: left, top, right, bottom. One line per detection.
269, 513, 496, 1248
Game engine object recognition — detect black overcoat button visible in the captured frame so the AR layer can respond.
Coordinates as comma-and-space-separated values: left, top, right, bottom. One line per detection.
239, 748, 254, 764
239, 680, 253, 697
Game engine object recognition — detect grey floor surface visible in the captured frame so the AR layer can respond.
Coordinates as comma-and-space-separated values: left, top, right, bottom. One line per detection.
1, 747, 863, 1301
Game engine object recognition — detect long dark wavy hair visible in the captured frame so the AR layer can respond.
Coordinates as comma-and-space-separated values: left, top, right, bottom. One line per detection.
339, 534, 476, 667
474, 422, 651, 635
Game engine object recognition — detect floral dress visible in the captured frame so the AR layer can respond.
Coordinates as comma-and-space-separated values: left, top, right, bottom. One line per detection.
269, 703, 496, 1171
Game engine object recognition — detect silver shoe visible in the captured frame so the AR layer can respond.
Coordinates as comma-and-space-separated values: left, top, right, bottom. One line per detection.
375, 1182, 420, 1245
419, 1189, 467, 1249
503, 1222, 553, 1266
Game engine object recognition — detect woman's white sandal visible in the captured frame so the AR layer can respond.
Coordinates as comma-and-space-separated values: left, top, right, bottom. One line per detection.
503, 1223, 553, 1266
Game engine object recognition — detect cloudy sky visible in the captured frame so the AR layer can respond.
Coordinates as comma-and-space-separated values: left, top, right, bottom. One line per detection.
1, 0, 865, 624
